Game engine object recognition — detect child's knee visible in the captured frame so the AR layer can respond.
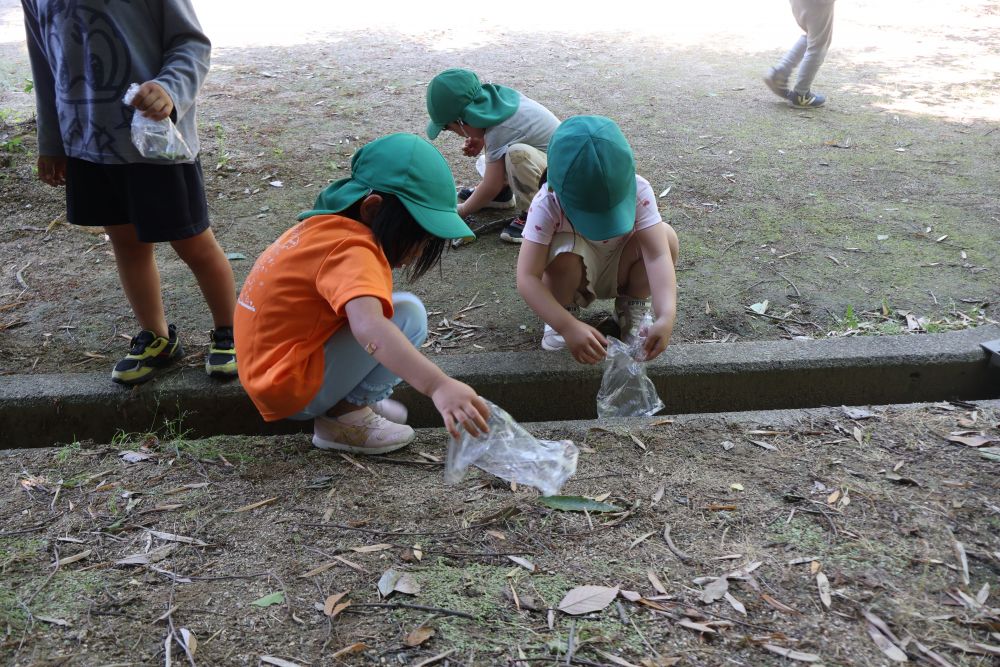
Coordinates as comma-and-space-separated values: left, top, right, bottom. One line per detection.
391, 293, 428, 346
546, 251, 584, 277
664, 224, 680, 262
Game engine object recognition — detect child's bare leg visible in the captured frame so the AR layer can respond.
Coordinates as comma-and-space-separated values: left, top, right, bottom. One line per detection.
170, 229, 236, 327
617, 225, 679, 297
105, 224, 168, 337
542, 252, 585, 306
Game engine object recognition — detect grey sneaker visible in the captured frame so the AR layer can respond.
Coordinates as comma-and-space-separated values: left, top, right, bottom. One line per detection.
763, 68, 790, 99
458, 186, 515, 209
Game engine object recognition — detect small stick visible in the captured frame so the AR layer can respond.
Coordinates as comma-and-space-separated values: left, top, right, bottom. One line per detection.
565, 619, 577, 665
662, 524, 692, 563
342, 602, 475, 620
15, 261, 31, 291
775, 271, 801, 298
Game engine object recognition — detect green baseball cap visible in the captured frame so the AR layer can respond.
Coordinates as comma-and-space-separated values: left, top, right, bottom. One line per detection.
425, 68, 520, 139
547, 116, 637, 242
298, 133, 475, 240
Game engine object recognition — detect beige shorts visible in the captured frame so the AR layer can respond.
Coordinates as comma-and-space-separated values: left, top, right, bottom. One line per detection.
547, 232, 631, 308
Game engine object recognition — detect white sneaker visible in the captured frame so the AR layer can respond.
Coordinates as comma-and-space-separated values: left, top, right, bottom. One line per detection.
313, 407, 415, 455
371, 398, 408, 424
541, 324, 567, 351
614, 297, 651, 341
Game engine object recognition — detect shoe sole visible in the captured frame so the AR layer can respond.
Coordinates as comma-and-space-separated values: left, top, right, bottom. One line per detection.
312, 433, 414, 456
540, 339, 566, 352
499, 232, 524, 244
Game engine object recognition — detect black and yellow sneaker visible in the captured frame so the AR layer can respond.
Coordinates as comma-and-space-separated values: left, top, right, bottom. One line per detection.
111, 324, 184, 385
205, 326, 237, 379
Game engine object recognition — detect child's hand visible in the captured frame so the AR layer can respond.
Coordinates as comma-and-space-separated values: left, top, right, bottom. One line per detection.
37, 155, 66, 186
462, 136, 484, 157
432, 378, 491, 438
641, 316, 673, 361
128, 81, 174, 121
564, 321, 608, 365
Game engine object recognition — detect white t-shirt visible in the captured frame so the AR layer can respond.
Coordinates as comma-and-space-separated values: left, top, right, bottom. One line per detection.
522, 175, 662, 247
483, 93, 560, 163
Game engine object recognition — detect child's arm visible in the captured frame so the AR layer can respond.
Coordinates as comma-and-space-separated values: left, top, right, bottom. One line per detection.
21, 0, 65, 184
344, 296, 490, 437
636, 223, 678, 361
458, 159, 507, 217
153, 0, 211, 122
516, 241, 608, 364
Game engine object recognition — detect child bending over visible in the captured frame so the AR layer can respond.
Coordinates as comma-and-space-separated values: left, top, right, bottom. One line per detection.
426, 68, 559, 244
516, 116, 679, 365
234, 134, 490, 454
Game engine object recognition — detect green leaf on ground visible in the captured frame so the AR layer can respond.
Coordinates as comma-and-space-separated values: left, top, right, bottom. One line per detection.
251, 591, 285, 607
225, 252, 246, 261
538, 495, 623, 513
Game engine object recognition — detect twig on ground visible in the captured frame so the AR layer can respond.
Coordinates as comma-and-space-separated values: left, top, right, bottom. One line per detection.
745, 308, 821, 329
15, 261, 31, 291
774, 270, 801, 298
342, 603, 475, 620
663, 524, 693, 564
565, 619, 577, 665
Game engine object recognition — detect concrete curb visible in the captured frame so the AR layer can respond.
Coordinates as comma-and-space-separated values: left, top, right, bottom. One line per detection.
1, 325, 998, 448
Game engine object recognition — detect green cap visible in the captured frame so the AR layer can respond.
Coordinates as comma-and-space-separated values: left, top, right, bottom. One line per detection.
297, 133, 475, 240
547, 116, 637, 242
425, 68, 520, 139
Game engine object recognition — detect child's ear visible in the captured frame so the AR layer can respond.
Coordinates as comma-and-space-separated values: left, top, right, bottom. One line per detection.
359, 193, 384, 224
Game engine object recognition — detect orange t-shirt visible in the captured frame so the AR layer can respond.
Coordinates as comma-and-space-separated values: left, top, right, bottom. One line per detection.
234, 215, 393, 421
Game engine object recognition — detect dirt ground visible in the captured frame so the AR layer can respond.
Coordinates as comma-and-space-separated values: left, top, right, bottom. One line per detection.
2, 401, 999, 666
1, 0, 999, 374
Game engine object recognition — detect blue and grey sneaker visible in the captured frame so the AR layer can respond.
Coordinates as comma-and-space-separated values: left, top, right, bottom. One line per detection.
457, 185, 515, 209
787, 90, 827, 108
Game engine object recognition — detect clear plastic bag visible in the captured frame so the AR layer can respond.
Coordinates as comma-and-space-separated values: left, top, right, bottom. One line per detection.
596, 316, 665, 419
122, 83, 194, 161
445, 400, 579, 496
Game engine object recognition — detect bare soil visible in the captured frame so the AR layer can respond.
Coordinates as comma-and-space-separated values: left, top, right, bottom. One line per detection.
1, 0, 999, 375
2, 401, 999, 666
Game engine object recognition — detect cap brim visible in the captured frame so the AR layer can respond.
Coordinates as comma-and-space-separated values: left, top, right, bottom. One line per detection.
426, 120, 445, 140
560, 180, 637, 242
401, 200, 475, 240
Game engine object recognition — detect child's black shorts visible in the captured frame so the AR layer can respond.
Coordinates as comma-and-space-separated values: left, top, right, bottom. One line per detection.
65, 157, 210, 243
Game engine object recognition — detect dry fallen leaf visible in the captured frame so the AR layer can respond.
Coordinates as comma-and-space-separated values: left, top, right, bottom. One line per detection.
677, 619, 717, 634
647, 570, 668, 595
761, 593, 798, 614
724, 592, 746, 615
323, 592, 348, 616
393, 573, 420, 595
866, 622, 909, 662
507, 555, 535, 572
261, 657, 304, 667
762, 644, 820, 663
230, 496, 278, 513
146, 530, 208, 547
816, 572, 832, 609
557, 585, 620, 615
54, 549, 92, 567
403, 625, 435, 647
594, 649, 641, 667
329, 643, 367, 659
349, 543, 394, 553
117, 543, 178, 566
700, 577, 729, 604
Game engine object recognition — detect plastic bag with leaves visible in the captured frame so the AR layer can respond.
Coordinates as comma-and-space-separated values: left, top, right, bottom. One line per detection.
445, 400, 579, 496
596, 314, 665, 419
122, 83, 194, 161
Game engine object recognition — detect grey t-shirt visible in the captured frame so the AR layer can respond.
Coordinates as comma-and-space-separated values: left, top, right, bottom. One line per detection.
483, 93, 560, 163
21, 0, 210, 164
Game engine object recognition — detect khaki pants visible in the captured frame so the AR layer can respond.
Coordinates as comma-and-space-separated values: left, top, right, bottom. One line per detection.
504, 143, 547, 212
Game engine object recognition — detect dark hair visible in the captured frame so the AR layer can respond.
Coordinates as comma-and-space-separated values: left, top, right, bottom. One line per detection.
538, 168, 548, 189
340, 192, 446, 282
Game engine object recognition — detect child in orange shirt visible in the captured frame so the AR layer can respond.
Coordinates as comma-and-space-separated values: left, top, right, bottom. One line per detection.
234, 134, 490, 454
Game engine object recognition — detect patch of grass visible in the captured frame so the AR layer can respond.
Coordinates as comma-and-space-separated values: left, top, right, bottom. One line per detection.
409, 561, 643, 656
0, 538, 44, 574
53, 441, 82, 464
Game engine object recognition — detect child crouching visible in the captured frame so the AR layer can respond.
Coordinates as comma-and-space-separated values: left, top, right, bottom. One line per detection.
516, 116, 680, 364
235, 134, 490, 454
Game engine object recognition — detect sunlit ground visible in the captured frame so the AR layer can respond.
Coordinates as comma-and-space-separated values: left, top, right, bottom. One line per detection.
1, 0, 998, 121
